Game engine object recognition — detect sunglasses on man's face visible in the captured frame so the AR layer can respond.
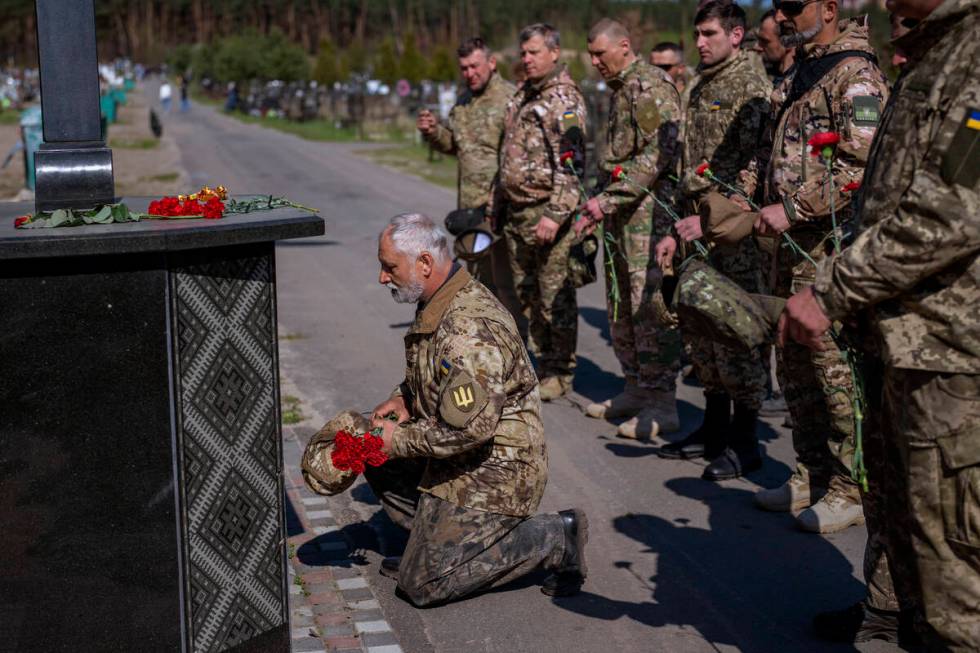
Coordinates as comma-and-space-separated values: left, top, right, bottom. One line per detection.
653, 63, 680, 72
775, 0, 821, 17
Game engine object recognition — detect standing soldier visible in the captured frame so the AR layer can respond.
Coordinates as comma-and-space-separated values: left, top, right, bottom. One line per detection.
738, 0, 888, 533
417, 38, 517, 314
652, 1, 772, 478
781, 0, 979, 647
577, 19, 683, 440
490, 24, 588, 400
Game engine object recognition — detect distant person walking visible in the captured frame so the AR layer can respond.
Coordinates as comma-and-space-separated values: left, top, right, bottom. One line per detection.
159, 80, 172, 112
179, 76, 190, 112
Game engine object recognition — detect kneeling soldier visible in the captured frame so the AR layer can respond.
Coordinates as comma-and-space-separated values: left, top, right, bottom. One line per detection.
363, 213, 587, 606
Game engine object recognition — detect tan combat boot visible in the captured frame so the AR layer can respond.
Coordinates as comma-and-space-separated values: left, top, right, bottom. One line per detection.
754, 465, 817, 512
539, 376, 571, 402
796, 486, 865, 533
616, 391, 679, 441
585, 385, 648, 419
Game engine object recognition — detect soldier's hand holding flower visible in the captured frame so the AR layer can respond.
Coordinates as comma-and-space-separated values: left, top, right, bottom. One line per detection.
535, 216, 560, 245
574, 198, 603, 237
777, 286, 831, 350
371, 395, 409, 424
755, 203, 790, 236
675, 215, 703, 242
416, 109, 438, 137
655, 235, 677, 271
369, 416, 399, 453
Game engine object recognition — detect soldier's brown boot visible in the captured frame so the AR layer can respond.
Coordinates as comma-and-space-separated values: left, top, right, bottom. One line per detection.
585, 385, 648, 419
379, 556, 401, 578
539, 375, 571, 401
754, 465, 819, 512
617, 392, 680, 441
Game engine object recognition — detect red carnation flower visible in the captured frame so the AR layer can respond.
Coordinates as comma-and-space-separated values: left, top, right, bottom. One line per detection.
560, 151, 574, 166
14, 215, 30, 227
180, 200, 203, 216
612, 165, 625, 181
842, 180, 861, 193
808, 131, 840, 157
696, 162, 711, 177
202, 197, 225, 219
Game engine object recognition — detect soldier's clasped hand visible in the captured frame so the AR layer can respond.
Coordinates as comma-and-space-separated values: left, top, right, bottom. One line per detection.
416, 109, 438, 137
777, 286, 831, 351
655, 235, 677, 271
534, 216, 561, 245
675, 215, 704, 242
755, 203, 791, 236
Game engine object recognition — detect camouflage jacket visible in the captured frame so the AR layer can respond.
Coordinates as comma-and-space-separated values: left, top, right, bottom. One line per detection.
388, 267, 548, 516
424, 73, 515, 209
594, 59, 681, 221
741, 18, 889, 232
494, 64, 588, 224
681, 50, 771, 204
814, 0, 980, 373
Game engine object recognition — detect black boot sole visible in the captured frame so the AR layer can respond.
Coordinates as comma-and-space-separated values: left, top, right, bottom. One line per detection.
657, 447, 705, 460
702, 457, 763, 481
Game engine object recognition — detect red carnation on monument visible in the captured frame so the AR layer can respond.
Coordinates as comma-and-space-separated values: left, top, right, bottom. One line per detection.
14, 215, 30, 227
202, 197, 225, 219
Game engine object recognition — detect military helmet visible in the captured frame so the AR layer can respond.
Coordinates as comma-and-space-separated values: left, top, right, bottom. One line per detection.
453, 221, 499, 262
568, 233, 599, 288
667, 259, 785, 350
301, 409, 372, 496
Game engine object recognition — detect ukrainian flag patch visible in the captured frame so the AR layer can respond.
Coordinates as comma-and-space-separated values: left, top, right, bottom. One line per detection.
967, 109, 980, 131
710, 100, 721, 111
440, 358, 452, 376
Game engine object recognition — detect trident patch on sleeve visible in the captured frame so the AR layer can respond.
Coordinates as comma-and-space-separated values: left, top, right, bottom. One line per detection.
439, 367, 488, 428
941, 107, 980, 188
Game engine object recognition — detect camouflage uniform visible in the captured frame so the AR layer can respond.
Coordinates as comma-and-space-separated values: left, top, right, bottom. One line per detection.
493, 64, 588, 382
593, 59, 682, 392
741, 17, 889, 497
424, 73, 518, 308
369, 267, 566, 606
680, 50, 771, 409
814, 0, 980, 646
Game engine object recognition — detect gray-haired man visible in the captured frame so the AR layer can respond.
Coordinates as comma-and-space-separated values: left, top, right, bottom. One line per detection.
363, 213, 588, 605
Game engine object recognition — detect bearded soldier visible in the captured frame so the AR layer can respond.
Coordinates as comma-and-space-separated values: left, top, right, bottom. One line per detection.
360, 213, 588, 605
653, 1, 772, 479
737, 0, 889, 533
489, 23, 588, 400
577, 18, 683, 440
417, 37, 517, 314
781, 0, 980, 647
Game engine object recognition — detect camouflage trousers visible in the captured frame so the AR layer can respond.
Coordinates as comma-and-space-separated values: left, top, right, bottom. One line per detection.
605, 199, 681, 392
687, 239, 767, 409
861, 367, 980, 651
363, 458, 565, 607
774, 231, 858, 496
504, 204, 578, 380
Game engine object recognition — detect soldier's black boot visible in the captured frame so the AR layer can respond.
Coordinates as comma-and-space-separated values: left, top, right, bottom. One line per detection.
541, 509, 589, 597
379, 556, 401, 578
813, 601, 908, 644
702, 404, 762, 481
658, 393, 730, 460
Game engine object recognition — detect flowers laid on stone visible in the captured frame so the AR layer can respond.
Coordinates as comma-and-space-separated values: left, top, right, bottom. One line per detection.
13, 184, 317, 229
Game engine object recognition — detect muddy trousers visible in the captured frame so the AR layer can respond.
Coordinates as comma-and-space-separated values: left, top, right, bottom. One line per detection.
363, 459, 566, 607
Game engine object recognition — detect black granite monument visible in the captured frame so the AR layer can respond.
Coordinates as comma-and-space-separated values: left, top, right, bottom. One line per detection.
0, 3, 323, 652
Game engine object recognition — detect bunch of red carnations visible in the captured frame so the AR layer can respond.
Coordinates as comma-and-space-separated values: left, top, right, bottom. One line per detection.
330, 429, 388, 473
147, 195, 225, 219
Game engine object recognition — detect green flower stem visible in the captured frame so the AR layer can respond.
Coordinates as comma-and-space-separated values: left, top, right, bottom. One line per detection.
564, 159, 622, 321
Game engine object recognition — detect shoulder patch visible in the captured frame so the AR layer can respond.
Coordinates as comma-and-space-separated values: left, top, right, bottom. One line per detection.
439, 367, 488, 428
851, 95, 881, 126
560, 110, 579, 132
635, 96, 661, 133
941, 107, 980, 189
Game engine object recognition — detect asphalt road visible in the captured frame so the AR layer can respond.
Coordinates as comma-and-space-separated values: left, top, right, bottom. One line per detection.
162, 94, 900, 653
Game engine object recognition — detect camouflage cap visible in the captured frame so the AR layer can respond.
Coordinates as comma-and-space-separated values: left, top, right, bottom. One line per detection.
453, 221, 499, 262
301, 409, 372, 496
699, 191, 757, 246
671, 259, 785, 350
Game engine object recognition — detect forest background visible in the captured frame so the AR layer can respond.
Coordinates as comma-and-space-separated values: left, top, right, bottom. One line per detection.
0, 0, 895, 85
